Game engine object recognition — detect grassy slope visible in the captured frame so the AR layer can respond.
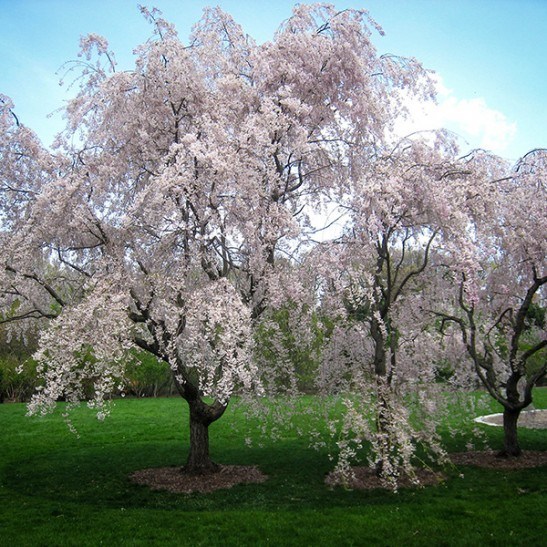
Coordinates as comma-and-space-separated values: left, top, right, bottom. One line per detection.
1, 390, 545, 546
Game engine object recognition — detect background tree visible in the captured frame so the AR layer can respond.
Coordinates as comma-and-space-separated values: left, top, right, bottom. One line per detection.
432, 149, 546, 457
315, 132, 480, 486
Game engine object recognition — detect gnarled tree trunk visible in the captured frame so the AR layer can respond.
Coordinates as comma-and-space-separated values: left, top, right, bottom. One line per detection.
182, 398, 227, 475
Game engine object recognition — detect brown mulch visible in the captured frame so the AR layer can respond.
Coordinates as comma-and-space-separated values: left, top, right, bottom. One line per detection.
130, 465, 268, 494
325, 467, 444, 491
450, 450, 547, 469
325, 449, 547, 491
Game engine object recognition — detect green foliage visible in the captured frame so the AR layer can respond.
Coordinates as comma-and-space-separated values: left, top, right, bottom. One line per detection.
123, 351, 174, 398
525, 302, 546, 330
521, 302, 547, 386
0, 355, 39, 402
0, 332, 176, 402
0, 391, 545, 545
0, 326, 39, 402
254, 304, 333, 393
521, 334, 547, 386
433, 358, 456, 383
343, 290, 371, 323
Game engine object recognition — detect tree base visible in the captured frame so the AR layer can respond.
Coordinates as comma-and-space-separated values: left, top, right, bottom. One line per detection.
180, 461, 221, 476
496, 449, 522, 459
131, 464, 267, 493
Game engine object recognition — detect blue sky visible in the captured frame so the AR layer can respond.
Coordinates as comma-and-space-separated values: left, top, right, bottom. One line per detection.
2, 0, 546, 161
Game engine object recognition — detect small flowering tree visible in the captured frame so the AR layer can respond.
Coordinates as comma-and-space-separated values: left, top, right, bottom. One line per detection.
432, 149, 546, 457
315, 133, 497, 487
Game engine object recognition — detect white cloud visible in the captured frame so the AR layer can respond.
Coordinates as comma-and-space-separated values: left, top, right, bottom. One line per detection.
395, 75, 517, 156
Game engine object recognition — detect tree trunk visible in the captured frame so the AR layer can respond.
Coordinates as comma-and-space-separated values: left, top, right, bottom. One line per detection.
182, 399, 227, 475
371, 318, 387, 377
374, 381, 392, 477
184, 413, 218, 474
500, 407, 522, 457
374, 403, 390, 477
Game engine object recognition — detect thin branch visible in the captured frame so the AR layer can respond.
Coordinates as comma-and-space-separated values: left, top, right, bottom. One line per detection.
393, 229, 437, 302
5, 266, 66, 308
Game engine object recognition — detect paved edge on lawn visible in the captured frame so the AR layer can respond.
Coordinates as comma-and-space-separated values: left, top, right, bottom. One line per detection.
474, 409, 547, 429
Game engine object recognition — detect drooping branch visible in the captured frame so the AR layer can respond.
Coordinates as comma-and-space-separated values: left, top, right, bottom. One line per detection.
55, 248, 93, 278
0, 308, 58, 324
5, 265, 66, 308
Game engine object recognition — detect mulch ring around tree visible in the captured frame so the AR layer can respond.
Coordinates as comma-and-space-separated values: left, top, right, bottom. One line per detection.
450, 450, 547, 469
325, 467, 444, 491
452, 408, 547, 468
130, 465, 268, 494
325, 449, 547, 491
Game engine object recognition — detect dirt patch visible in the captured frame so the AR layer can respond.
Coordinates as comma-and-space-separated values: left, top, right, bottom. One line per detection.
325, 467, 444, 491
450, 450, 547, 469
131, 464, 268, 494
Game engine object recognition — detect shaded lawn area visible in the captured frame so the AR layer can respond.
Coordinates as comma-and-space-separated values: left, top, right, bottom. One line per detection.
1, 390, 546, 546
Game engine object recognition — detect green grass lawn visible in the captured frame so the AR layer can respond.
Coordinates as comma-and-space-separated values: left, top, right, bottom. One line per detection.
1, 390, 545, 546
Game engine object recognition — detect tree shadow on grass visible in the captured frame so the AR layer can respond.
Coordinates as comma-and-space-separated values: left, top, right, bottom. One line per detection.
4, 438, 546, 516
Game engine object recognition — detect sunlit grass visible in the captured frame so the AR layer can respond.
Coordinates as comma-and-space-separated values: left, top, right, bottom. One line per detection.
1, 389, 545, 545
